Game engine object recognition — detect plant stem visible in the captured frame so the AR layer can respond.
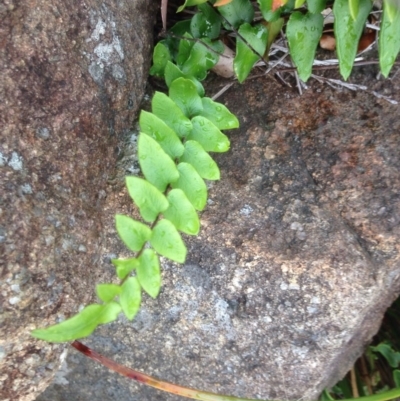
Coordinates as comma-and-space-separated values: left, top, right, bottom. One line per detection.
350, 367, 359, 398
71, 341, 400, 401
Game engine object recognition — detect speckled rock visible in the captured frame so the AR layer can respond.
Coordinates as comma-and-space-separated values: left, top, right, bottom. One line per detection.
0, 0, 156, 399
37, 72, 400, 401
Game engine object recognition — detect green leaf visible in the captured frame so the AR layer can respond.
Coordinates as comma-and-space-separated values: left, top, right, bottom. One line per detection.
152, 91, 193, 138
177, 0, 208, 12
177, 33, 195, 68
394, 370, 400, 388
137, 249, 161, 298
171, 162, 208, 211
286, 12, 323, 82
257, 0, 282, 22
190, 3, 222, 39
120, 277, 141, 320
266, 18, 284, 54
180, 140, 220, 180
295, 0, 306, 7
150, 41, 171, 77
306, 0, 326, 13
166, 21, 192, 60
384, 0, 400, 22
169, 77, 203, 118
189, 116, 230, 152
370, 343, 400, 368
165, 62, 205, 96
218, 0, 254, 29
349, 0, 359, 20
111, 258, 140, 280
31, 302, 122, 342
96, 284, 121, 303
125, 176, 169, 223
115, 214, 152, 252
139, 111, 184, 159
379, 0, 400, 77
199, 97, 239, 130
170, 19, 192, 36
333, 0, 372, 80
320, 389, 335, 401
280, 0, 296, 14
181, 38, 224, 80
138, 133, 179, 191
237, 22, 268, 55
151, 219, 187, 263
234, 23, 268, 83
164, 188, 200, 235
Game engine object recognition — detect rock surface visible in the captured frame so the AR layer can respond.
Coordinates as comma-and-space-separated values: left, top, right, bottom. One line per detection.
36, 68, 400, 401
0, 0, 155, 399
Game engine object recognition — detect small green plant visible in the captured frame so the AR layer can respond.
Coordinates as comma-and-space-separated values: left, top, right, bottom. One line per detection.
321, 341, 400, 400
369, 342, 400, 387
320, 297, 400, 401
173, 0, 400, 82
31, 77, 238, 342
30, 1, 400, 400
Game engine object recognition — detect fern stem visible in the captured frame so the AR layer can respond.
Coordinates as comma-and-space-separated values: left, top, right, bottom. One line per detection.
71, 341, 400, 401
71, 340, 266, 400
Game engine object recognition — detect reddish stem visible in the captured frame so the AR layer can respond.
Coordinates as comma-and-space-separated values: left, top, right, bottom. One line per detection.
71, 341, 400, 401
71, 340, 262, 401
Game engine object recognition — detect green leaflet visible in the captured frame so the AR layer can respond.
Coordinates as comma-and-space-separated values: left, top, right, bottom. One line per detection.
234, 23, 268, 83
266, 18, 285, 56
164, 188, 200, 235
125, 176, 169, 223
96, 284, 121, 303
257, 0, 282, 22
190, 3, 222, 39
139, 111, 184, 159
151, 219, 188, 263
370, 343, 400, 368
181, 38, 224, 80
171, 162, 208, 211
115, 214, 152, 252
349, 0, 360, 20
394, 370, 400, 388
31, 302, 122, 342
164, 62, 205, 97
189, 116, 230, 152
152, 91, 193, 138
150, 41, 171, 77
165, 21, 192, 62
333, 0, 372, 80
138, 133, 179, 192
137, 249, 162, 298
169, 77, 204, 118
199, 97, 239, 130
180, 140, 220, 180
306, 0, 326, 13
177, 0, 208, 12
280, 0, 296, 14
170, 19, 192, 37
218, 0, 255, 29
111, 258, 140, 280
320, 389, 335, 401
379, 0, 400, 77
295, 0, 306, 8
384, 0, 400, 22
177, 33, 195, 68
286, 12, 323, 82
120, 277, 141, 320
